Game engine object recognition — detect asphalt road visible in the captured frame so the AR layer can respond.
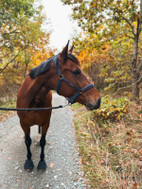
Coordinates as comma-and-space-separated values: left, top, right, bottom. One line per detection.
0, 94, 87, 189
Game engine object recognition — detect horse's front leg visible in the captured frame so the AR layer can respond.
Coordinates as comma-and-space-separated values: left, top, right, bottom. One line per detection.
20, 123, 34, 170
24, 135, 34, 170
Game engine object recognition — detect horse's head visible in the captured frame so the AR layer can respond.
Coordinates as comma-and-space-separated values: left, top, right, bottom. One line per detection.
53, 41, 101, 110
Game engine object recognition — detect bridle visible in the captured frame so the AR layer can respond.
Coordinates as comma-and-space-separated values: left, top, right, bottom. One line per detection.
54, 55, 94, 104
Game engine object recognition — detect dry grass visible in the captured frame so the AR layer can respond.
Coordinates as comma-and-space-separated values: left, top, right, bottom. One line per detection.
73, 101, 142, 189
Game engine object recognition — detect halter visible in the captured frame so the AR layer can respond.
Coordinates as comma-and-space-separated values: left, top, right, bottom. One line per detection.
54, 55, 94, 104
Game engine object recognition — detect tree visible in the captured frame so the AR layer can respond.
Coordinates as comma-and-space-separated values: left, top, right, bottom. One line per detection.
0, 0, 37, 64
0, 0, 54, 99
0, 0, 47, 74
62, 0, 142, 100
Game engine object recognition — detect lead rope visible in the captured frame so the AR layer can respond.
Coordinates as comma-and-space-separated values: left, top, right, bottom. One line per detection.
0, 103, 70, 111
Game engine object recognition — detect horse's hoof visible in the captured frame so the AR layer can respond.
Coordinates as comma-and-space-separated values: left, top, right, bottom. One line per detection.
24, 160, 34, 171
37, 160, 47, 171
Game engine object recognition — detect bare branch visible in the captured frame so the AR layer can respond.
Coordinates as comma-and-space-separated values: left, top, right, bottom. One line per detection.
0, 45, 28, 73
121, 16, 135, 35
112, 75, 142, 96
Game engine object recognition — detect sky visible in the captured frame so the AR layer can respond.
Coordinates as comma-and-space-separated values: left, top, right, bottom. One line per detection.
40, 0, 81, 52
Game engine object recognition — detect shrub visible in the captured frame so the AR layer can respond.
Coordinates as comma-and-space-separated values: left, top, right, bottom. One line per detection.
93, 95, 129, 122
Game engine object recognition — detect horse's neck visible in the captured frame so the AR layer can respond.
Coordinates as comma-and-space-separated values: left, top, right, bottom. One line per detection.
19, 69, 56, 107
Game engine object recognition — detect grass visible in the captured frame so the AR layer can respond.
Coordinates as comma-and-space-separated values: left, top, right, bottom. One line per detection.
0, 100, 16, 123
72, 101, 142, 189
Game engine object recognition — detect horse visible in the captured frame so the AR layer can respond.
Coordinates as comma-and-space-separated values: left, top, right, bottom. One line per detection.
17, 41, 101, 171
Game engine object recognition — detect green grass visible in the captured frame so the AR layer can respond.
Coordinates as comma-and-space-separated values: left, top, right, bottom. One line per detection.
71, 102, 83, 111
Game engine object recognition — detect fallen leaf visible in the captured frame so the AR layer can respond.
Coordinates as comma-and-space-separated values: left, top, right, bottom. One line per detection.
49, 163, 55, 168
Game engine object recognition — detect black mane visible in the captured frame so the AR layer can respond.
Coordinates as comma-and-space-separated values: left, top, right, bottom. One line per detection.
29, 54, 79, 79
29, 56, 54, 79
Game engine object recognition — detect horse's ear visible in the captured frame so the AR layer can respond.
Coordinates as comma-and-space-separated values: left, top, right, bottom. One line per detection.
60, 41, 69, 61
69, 45, 74, 54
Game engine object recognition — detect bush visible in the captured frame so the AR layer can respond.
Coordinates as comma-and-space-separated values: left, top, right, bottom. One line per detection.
94, 95, 129, 122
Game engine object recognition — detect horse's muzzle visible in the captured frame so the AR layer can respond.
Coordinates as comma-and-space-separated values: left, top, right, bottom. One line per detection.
87, 98, 101, 110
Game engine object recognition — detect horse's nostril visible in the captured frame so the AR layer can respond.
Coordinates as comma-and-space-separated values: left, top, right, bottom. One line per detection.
94, 98, 101, 109
88, 98, 101, 110
97, 98, 101, 107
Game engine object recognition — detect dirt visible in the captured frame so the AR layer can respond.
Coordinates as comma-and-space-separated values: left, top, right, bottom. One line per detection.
0, 94, 87, 189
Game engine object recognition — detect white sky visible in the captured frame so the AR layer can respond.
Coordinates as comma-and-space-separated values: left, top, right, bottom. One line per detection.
40, 0, 81, 52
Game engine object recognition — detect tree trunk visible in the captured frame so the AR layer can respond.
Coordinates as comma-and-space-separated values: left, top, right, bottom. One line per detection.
131, 0, 142, 101
131, 69, 140, 100
131, 36, 140, 101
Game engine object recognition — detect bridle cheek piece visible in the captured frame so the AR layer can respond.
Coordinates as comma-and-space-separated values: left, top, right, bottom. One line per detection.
54, 55, 94, 104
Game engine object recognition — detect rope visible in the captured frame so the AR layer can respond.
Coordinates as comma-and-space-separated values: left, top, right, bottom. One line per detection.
0, 104, 69, 111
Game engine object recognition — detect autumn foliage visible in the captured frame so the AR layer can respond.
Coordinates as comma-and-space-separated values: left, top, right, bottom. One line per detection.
63, 0, 142, 100
0, 0, 55, 100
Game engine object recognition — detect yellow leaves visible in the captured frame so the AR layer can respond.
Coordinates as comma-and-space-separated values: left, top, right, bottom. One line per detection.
133, 21, 137, 29
30, 47, 53, 68
79, 51, 86, 59
76, 42, 110, 74
102, 113, 107, 119
90, 2, 96, 7
34, 59, 40, 66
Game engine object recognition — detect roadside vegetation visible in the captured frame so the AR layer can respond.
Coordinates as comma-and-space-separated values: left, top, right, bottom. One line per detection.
72, 97, 142, 188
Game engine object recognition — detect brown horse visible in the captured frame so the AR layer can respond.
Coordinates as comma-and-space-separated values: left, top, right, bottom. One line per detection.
17, 42, 101, 171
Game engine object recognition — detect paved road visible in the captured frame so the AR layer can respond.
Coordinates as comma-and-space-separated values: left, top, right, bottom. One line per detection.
0, 94, 87, 189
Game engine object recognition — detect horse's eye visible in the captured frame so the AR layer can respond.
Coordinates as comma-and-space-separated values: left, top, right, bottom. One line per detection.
73, 70, 80, 75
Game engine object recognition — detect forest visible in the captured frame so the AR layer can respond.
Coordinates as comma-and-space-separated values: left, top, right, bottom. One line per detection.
0, 0, 142, 188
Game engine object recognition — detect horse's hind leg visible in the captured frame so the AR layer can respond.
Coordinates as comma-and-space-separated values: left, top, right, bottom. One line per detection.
37, 119, 51, 170
37, 134, 47, 170
37, 92, 52, 170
